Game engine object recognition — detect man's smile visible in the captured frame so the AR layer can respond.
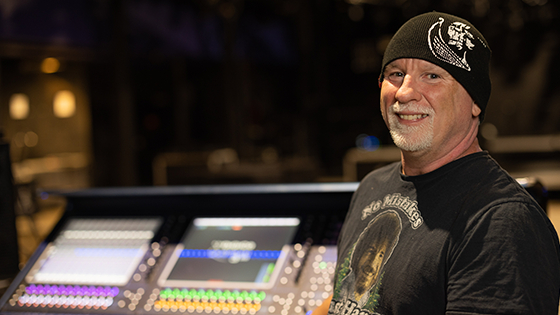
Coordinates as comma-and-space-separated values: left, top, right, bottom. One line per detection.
398, 114, 429, 121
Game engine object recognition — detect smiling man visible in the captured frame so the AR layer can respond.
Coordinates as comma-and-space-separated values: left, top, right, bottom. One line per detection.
313, 12, 560, 315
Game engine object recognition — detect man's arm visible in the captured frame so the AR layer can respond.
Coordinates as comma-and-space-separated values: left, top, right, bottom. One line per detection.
311, 294, 332, 315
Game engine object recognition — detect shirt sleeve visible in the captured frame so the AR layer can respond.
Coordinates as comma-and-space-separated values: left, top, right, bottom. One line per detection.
446, 201, 560, 314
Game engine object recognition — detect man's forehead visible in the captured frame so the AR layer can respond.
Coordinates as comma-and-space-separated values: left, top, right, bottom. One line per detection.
385, 58, 447, 72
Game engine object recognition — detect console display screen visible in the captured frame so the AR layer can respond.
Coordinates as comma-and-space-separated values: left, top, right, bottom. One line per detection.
25, 217, 162, 286
159, 217, 300, 289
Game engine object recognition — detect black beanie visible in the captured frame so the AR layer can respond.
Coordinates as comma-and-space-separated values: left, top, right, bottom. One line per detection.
380, 12, 491, 121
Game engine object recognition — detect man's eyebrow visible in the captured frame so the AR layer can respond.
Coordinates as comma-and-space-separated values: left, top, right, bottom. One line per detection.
383, 65, 397, 75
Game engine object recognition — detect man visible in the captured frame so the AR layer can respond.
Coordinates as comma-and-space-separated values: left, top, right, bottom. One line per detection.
313, 11, 560, 315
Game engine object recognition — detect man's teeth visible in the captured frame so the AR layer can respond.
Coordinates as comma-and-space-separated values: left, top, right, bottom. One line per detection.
399, 114, 428, 120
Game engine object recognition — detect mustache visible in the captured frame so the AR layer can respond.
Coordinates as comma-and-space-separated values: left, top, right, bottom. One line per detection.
388, 103, 435, 115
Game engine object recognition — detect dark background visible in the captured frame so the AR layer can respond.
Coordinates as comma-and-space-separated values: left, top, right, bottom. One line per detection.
0, 0, 559, 188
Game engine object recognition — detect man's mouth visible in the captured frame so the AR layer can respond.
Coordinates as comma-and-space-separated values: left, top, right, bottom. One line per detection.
398, 114, 428, 120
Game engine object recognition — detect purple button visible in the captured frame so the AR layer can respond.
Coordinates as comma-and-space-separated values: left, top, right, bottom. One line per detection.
26, 284, 36, 295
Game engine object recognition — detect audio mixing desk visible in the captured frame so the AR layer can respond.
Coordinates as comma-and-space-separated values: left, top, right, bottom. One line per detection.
0, 183, 358, 315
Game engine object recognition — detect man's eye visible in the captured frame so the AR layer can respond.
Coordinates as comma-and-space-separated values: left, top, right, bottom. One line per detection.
427, 73, 440, 79
388, 71, 403, 77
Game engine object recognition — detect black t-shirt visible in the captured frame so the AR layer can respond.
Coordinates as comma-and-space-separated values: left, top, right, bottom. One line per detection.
329, 152, 560, 315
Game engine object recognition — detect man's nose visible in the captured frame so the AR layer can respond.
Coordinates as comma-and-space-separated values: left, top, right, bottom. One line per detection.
395, 75, 421, 104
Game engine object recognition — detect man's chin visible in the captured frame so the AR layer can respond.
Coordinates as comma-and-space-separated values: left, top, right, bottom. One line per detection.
390, 132, 432, 152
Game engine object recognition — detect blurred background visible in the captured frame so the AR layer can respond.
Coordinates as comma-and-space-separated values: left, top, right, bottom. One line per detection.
1, 0, 560, 272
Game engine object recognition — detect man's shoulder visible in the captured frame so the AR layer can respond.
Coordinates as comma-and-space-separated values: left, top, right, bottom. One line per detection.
361, 161, 401, 182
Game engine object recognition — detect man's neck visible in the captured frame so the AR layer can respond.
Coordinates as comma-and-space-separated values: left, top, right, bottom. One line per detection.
401, 133, 482, 176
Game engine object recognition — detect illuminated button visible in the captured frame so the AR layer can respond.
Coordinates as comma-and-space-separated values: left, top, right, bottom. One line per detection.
160, 288, 170, 299
280, 277, 288, 285
148, 258, 157, 266
76, 296, 86, 308
318, 246, 326, 254
111, 287, 120, 297
26, 284, 35, 295
118, 300, 126, 308
133, 273, 142, 281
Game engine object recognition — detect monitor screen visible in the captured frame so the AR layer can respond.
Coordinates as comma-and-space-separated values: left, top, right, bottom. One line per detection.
25, 217, 163, 286
158, 217, 300, 289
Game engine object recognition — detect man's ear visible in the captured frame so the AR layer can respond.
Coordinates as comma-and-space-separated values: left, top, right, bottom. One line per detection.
472, 102, 482, 117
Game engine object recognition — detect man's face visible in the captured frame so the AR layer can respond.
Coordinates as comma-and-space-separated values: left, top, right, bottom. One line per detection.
354, 242, 387, 297
380, 58, 481, 154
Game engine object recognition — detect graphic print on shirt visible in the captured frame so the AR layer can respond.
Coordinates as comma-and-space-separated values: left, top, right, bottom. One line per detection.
330, 194, 424, 315
330, 210, 402, 314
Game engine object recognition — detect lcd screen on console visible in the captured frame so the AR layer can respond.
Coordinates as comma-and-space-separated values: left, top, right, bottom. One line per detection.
159, 217, 299, 289
26, 217, 163, 286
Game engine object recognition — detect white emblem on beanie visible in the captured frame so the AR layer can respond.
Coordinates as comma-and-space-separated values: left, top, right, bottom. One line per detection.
428, 17, 473, 71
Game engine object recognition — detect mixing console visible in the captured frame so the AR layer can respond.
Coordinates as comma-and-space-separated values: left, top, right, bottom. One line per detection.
0, 183, 357, 315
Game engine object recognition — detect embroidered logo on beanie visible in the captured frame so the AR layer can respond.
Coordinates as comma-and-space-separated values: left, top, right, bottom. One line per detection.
428, 18, 475, 71
380, 12, 491, 121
